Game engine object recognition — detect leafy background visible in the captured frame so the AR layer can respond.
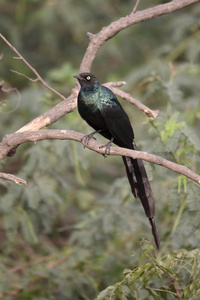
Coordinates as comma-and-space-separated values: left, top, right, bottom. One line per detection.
0, 0, 200, 299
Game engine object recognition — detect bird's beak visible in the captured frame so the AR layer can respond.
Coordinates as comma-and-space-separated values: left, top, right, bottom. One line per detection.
73, 74, 82, 80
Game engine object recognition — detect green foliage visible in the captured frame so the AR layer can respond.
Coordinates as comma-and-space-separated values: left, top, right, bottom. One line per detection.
0, 0, 200, 299
153, 111, 185, 144
97, 248, 200, 300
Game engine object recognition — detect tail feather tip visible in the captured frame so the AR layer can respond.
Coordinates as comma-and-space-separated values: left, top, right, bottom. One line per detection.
149, 217, 160, 250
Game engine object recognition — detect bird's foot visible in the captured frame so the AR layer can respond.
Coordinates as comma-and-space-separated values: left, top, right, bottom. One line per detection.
99, 137, 114, 158
81, 130, 102, 148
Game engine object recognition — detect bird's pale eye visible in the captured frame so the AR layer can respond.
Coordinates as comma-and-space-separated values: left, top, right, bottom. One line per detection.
86, 76, 91, 81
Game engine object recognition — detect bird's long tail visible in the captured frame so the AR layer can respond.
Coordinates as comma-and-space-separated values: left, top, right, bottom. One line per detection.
122, 142, 160, 249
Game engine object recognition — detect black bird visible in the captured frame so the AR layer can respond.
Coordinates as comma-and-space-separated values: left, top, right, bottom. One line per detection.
74, 72, 160, 250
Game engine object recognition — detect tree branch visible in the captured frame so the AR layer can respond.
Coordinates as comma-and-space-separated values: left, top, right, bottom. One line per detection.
1, 130, 199, 185
80, 0, 199, 72
0, 81, 21, 114
132, 0, 141, 14
0, 172, 27, 185
104, 83, 159, 118
0, 33, 67, 102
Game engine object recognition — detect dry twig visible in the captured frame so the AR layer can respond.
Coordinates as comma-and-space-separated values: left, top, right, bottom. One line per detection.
0, 33, 66, 102
0, 172, 27, 185
132, 0, 141, 14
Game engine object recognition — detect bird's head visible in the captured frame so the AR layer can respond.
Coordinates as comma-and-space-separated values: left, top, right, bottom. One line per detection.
73, 73, 97, 87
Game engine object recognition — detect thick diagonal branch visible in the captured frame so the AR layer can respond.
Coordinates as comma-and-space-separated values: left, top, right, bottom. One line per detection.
80, 0, 199, 72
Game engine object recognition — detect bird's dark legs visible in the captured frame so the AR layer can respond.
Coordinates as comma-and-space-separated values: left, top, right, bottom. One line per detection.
99, 137, 114, 158
81, 130, 102, 147
82, 131, 113, 157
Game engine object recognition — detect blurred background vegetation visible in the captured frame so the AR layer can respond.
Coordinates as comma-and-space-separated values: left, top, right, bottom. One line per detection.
0, 0, 200, 299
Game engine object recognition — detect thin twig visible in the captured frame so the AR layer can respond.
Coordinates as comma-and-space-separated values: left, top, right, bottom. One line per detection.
10, 70, 38, 82
0, 33, 67, 101
0, 172, 27, 185
103, 81, 126, 88
172, 280, 183, 300
132, 0, 141, 14
104, 83, 159, 118
9, 255, 54, 273
0, 85, 21, 114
